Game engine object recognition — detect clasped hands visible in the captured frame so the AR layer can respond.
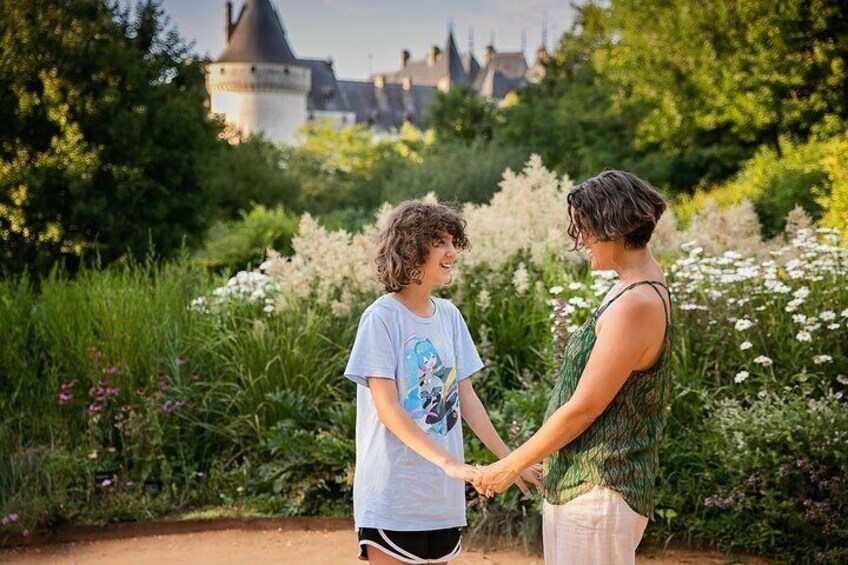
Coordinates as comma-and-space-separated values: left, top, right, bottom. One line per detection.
444, 458, 542, 498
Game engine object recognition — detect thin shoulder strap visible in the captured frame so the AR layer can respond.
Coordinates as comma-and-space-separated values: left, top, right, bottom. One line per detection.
595, 280, 671, 324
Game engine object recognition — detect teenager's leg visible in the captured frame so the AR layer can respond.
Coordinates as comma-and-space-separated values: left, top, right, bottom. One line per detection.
365, 545, 410, 565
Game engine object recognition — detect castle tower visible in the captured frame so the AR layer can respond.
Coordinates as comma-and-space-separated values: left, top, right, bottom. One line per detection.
206, 0, 311, 145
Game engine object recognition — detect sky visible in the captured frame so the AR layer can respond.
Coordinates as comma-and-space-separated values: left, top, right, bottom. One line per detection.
156, 0, 577, 80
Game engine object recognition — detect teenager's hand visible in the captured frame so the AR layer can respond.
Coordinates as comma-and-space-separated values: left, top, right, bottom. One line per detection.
443, 460, 479, 484
520, 463, 543, 487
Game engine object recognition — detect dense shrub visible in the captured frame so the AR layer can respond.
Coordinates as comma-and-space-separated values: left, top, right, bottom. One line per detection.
195, 205, 299, 271
676, 133, 848, 237
379, 139, 531, 205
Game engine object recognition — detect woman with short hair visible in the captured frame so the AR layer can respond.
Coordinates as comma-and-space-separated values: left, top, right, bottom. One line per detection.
475, 170, 673, 565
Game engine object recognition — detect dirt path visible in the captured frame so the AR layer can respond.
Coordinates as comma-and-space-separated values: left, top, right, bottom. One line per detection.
1, 528, 767, 565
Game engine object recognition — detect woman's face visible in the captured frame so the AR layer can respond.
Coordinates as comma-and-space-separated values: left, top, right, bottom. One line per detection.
584, 237, 617, 271
571, 207, 615, 271
421, 232, 457, 287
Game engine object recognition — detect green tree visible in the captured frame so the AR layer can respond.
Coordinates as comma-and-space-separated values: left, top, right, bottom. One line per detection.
499, 4, 654, 185
427, 83, 498, 143
285, 120, 401, 214
202, 135, 301, 220
500, 0, 848, 192
0, 0, 224, 273
599, 0, 848, 185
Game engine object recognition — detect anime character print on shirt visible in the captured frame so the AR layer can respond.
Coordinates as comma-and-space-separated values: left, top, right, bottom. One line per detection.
400, 335, 459, 436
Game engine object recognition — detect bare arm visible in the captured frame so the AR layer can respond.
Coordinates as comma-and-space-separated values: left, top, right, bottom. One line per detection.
475, 293, 664, 493
369, 377, 478, 482
459, 379, 539, 494
459, 379, 511, 459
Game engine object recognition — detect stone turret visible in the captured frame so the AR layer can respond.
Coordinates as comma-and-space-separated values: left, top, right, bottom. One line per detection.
206, 0, 311, 145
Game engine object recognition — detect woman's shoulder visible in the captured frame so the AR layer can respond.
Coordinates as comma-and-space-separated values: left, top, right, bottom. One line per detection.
601, 283, 668, 327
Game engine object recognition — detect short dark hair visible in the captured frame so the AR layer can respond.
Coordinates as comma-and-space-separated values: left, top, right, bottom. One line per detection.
375, 201, 470, 292
567, 171, 667, 250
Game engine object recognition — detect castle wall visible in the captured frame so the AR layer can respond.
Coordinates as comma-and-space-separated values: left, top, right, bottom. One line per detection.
207, 63, 311, 145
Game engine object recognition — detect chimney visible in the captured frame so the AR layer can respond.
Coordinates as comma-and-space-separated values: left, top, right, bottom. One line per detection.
400, 49, 411, 69
484, 44, 496, 66
427, 45, 441, 66
225, 1, 234, 43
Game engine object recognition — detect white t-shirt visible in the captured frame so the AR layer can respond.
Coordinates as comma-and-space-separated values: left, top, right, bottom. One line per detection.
344, 294, 484, 531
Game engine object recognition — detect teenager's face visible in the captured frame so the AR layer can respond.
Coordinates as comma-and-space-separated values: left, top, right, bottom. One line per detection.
421, 232, 457, 287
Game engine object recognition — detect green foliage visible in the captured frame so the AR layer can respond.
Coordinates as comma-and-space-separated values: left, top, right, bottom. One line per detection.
427, 84, 499, 143
285, 120, 402, 214
694, 394, 848, 562
202, 136, 301, 220
500, 0, 848, 192
676, 133, 848, 236
0, 0, 224, 273
381, 139, 531, 204
196, 205, 299, 271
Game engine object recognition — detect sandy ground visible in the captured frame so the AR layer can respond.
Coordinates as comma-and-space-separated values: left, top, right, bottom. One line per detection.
0, 528, 768, 565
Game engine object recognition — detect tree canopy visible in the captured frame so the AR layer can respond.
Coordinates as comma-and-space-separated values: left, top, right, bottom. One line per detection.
0, 0, 223, 273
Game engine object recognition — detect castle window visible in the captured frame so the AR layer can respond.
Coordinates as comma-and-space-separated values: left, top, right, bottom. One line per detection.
250, 65, 256, 73
284, 67, 290, 75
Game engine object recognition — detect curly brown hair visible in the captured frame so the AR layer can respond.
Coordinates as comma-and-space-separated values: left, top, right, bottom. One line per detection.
375, 201, 470, 292
567, 170, 667, 251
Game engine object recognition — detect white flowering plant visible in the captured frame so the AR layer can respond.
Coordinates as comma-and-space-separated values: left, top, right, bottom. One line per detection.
667, 227, 847, 397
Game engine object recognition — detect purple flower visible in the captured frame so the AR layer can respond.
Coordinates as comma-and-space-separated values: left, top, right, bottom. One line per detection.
101, 479, 112, 487
87, 403, 102, 414
60, 380, 77, 391
107, 387, 119, 396
162, 399, 175, 413
196, 471, 205, 478
121, 404, 132, 412
22, 529, 30, 537
136, 388, 146, 396
9, 513, 19, 522
1, 517, 9, 526
59, 392, 74, 405
190, 372, 200, 382
177, 356, 186, 366
101, 366, 117, 376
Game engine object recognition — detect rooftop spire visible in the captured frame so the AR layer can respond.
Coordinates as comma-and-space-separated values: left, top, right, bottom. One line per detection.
215, 0, 298, 65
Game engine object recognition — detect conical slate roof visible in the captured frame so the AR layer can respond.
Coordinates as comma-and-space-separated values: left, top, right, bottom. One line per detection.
216, 0, 298, 65
445, 30, 467, 84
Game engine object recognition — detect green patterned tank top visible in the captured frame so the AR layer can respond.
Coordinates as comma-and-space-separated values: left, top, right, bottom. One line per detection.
542, 280, 673, 518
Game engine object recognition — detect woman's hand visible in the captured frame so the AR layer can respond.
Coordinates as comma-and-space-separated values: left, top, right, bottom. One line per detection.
474, 458, 520, 496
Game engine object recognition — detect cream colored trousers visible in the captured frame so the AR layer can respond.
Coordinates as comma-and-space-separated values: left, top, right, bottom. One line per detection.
542, 485, 649, 565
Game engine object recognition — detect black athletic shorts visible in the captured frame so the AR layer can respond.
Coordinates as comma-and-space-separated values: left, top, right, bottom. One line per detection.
357, 527, 462, 563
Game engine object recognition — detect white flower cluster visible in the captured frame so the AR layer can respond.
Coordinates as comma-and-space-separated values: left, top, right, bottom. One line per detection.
190, 270, 281, 314
668, 227, 847, 387
262, 214, 382, 315
457, 155, 579, 279
196, 156, 585, 316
